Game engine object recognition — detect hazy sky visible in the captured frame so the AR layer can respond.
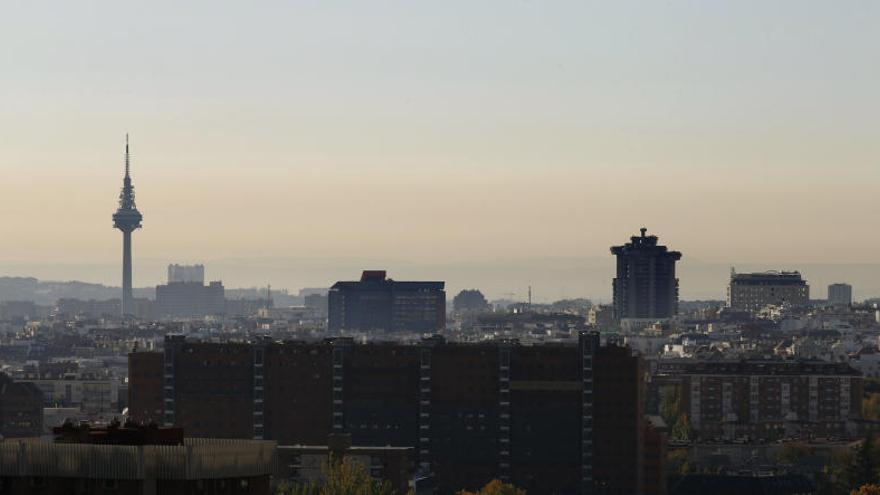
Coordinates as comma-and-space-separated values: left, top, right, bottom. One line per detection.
1, 1, 878, 299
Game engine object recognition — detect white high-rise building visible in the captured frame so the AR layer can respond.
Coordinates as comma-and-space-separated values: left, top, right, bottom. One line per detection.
167, 264, 205, 284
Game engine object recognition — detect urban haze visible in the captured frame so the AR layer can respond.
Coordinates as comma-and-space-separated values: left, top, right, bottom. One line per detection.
1, 2, 879, 495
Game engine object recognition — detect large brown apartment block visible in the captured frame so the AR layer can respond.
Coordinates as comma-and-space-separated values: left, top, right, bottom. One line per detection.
263, 342, 334, 445
129, 333, 658, 495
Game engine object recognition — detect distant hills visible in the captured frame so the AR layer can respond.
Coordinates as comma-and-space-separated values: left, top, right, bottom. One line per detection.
0, 277, 155, 305
0, 277, 300, 306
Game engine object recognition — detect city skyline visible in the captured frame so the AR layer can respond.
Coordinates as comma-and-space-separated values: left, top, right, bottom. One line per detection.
3, 3, 879, 494
0, 256, 876, 305
1, 2, 878, 295
3, 136, 880, 303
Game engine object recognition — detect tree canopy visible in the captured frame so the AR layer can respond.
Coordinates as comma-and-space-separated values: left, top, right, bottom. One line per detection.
852, 484, 880, 495
277, 456, 396, 495
453, 289, 490, 312
457, 479, 526, 495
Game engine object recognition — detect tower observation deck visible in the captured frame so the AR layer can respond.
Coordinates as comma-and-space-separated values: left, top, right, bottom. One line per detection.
112, 135, 143, 318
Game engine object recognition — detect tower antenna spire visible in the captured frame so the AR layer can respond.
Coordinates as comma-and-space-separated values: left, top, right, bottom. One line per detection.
125, 133, 130, 178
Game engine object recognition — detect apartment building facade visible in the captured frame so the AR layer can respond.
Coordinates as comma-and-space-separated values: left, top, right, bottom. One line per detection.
130, 333, 656, 495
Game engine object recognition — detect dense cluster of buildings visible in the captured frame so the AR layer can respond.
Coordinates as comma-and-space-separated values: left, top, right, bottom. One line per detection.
0, 143, 875, 495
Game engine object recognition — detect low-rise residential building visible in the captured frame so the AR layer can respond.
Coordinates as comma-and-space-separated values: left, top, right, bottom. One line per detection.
0, 422, 276, 495
13, 363, 120, 417
662, 360, 862, 441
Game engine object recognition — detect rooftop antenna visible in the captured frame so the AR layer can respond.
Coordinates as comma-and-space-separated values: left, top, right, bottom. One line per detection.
528, 285, 532, 311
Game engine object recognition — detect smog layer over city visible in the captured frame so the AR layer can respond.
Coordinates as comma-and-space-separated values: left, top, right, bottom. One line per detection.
1, 2, 879, 495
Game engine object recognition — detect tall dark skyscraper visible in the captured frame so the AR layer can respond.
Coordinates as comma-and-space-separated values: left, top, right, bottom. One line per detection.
611, 228, 681, 323
112, 135, 143, 318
